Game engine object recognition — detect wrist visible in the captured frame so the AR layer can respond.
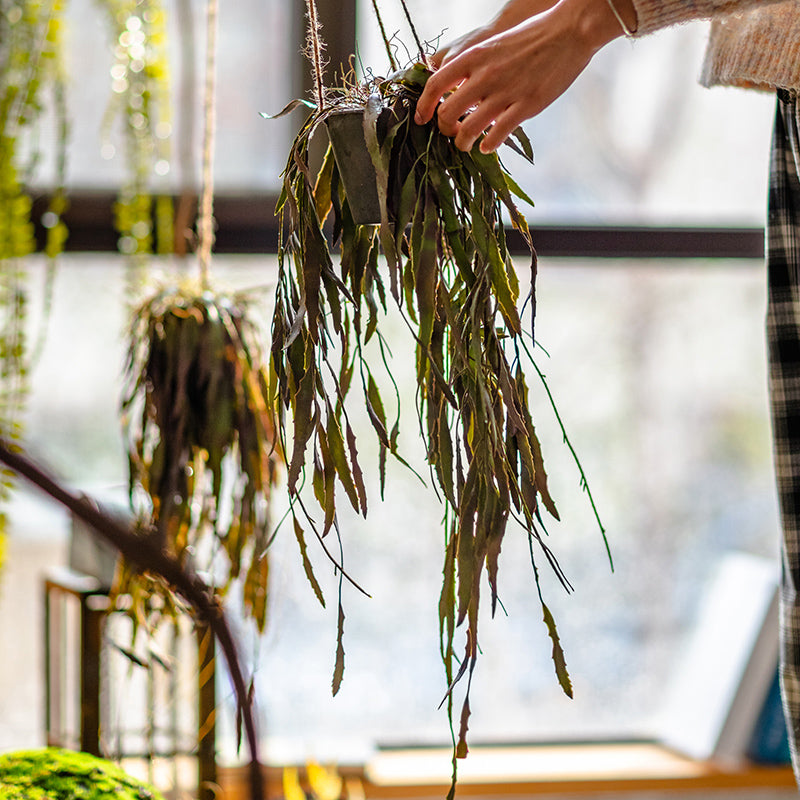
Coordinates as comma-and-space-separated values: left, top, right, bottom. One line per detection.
605, 0, 637, 35
557, 0, 637, 52
492, 0, 558, 34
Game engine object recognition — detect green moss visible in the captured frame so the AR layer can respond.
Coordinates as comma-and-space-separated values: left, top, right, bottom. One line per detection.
0, 749, 165, 800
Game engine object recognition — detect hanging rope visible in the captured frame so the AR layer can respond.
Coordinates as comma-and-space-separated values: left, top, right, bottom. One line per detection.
371, 0, 398, 72
304, 0, 327, 111
197, 0, 219, 288
397, 0, 428, 66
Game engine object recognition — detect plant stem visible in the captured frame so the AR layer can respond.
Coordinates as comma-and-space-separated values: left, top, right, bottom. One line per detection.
370, 0, 398, 72
197, 0, 219, 290
0, 439, 265, 800
304, 0, 326, 110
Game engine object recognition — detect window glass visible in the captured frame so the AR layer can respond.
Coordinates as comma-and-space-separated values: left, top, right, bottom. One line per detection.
1, 0, 782, 770
243, 255, 777, 761
37, 0, 293, 191
1, 254, 775, 762
357, 0, 775, 226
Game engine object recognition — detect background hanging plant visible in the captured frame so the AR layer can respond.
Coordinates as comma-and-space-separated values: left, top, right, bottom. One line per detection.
97, 0, 174, 260
271, 0, 609, 778
0, 0, 70, 577
121, 284, 282, 631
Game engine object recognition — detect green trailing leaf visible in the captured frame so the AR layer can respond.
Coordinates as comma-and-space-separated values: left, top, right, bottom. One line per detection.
507, 125, 535, 163
325, 401, 361, 513
542, 601, 573, 698
260, 97, 317, 119
287, 350, 317, 491
269, 48, 607, 773
332, 601, 346, 695
294, 518, 326, 607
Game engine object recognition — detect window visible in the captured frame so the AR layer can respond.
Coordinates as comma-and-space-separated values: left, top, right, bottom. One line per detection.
357, 1, 774, 226
0, 0, 783, 778
43, 0, 295, 192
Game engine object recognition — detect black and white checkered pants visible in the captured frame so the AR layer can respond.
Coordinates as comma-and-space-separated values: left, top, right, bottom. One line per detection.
767, 88, 800, 784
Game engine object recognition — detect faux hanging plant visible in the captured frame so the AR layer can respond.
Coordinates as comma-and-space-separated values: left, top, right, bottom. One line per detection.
270, 0, 609, 780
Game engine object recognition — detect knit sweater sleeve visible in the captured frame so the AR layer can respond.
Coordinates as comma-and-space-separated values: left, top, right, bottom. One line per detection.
632, 0, 792, 35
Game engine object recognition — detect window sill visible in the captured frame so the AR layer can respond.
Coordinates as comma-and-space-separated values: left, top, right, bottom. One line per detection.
219, 742, 796, 798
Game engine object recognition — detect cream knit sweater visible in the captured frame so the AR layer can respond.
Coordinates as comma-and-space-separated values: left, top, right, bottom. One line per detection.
631, 0, 800, 91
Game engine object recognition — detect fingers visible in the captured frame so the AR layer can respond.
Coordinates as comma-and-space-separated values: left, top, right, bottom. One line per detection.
429, 46, 449, 69
478, 109, 523, 153
415, 61, 462, 125
451, 99, 504, 151
435, 81, 483, 136
415, 64, 508, 154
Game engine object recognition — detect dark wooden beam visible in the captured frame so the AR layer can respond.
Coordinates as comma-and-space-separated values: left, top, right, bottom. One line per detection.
32, 191, 764, 260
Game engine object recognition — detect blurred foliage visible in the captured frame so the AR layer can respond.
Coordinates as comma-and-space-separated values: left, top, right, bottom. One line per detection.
283, 761, 366, 800
0, 748, 164, 800
121, 283, 282, 632
97, 0, 174, 257
0, 0, 70, 566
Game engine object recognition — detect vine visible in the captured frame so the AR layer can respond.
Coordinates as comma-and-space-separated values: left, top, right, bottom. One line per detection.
0, 0, 69, 576
97, 0, 174, 260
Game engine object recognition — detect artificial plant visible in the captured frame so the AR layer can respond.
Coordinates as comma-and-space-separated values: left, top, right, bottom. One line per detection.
271, 0, 609, 782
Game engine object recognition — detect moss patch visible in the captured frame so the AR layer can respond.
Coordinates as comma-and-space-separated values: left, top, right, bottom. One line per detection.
0, 749, 164, 800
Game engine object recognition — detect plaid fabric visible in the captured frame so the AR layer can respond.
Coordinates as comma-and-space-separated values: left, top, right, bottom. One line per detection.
767, 88, 800, 782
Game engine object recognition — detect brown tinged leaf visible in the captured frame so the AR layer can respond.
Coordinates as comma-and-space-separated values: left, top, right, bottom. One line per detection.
325, 402, 361, 513
542, 601, 573, 698
345, 420, 368, 516
332, 601, 346, 695
456, 697, 471, 759
294, 517, 326, 607
317, 427, 337, 536
243, 552, 270, 633
287, 356, 317, 492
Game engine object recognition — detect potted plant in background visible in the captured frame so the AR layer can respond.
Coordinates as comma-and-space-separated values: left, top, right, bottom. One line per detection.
268, 0, 610, 786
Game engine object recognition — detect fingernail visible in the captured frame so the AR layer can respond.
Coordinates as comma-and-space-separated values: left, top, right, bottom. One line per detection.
414, 111, 423, 124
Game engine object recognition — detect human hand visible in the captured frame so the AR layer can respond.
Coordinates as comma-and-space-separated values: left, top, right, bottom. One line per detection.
431, 0, 558, 68
415, 0, 634, 154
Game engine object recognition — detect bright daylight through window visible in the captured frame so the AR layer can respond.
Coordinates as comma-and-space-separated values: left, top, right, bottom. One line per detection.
0, 0, 782, 779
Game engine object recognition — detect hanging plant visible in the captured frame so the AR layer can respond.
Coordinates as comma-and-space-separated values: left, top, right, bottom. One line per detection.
119, 0, 282, 639
97, 0, 174, 260
121, 282, 281, 630
268, 0, 610, 783
0, 0, 70, 577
